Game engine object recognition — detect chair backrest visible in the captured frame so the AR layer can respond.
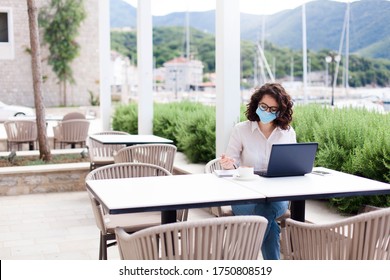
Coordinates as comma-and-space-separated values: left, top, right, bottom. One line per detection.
58, 119, 90, 142
86, 163, 173, 233
88, 131, 129, 158
4, 120, 38, 142
205, 157, 222, 173
115, 215, 268, 260
115, 144, 177, 173
92, 130, 129, 136
284, 207, 390, 260
62, 112, 86, 121
86, 162, 172, 181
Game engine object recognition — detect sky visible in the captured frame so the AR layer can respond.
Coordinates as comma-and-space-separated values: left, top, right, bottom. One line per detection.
123, 0, 357, 16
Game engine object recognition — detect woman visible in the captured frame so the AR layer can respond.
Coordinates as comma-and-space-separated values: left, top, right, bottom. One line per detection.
220, 82, 296, 260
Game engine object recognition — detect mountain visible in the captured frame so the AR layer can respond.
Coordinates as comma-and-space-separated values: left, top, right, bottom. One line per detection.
263, 0, 390, 59
110, 0, 390, 60
110, 0, 136, 28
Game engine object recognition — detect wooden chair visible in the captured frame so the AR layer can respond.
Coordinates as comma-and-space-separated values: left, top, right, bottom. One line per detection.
283, 207, 390, 260
114, 144, 177, 173
86, 162, 187, 260
115, 215, 268, 260
62, 111, 86, 120
53, 119, 90, 149
4, 120, 38, 151
87, 131, 129, 170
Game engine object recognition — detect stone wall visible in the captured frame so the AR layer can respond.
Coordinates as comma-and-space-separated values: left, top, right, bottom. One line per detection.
0, 0, 100, 107
0, 163, 90, 196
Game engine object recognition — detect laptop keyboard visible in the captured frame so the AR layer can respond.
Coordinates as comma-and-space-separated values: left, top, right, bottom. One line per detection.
254, 171, 267, 176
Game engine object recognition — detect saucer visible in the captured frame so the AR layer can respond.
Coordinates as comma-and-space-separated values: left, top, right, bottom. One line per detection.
233, 174, 258, 181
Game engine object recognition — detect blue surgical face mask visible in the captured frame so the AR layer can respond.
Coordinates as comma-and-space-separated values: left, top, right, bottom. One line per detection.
256, 107, 277, 124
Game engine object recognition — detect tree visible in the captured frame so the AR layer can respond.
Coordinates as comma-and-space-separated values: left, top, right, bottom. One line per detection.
27, 0, 51, 161
39, 0, 86, 106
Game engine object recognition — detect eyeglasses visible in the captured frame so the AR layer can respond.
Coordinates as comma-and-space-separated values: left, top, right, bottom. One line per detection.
258, 103, 279, 114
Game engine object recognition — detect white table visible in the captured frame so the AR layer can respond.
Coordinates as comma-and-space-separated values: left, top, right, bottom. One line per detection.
86, 173, 266, 223
226, 167, 390, 221
89, 134, 173, 146
86, 168, 390, 223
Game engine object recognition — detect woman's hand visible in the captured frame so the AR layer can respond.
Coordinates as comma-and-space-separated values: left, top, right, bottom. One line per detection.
220, 154, 236, 170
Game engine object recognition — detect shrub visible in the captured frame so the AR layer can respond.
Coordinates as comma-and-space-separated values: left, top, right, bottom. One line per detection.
153, 101, 207, 147
175, 106, 216, 162
293, 104, 390, 213
112, 103, 138, 134
112, 101, 216, 160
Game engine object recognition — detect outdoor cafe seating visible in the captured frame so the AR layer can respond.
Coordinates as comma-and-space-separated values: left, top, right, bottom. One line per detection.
85, 162, 188, 260
52, 111, 90, 149
87, 130, 129, 170
114, 143, 177, 173
115, 215, 268, 260
282, 206, 390, 260
4, 119, 38, 151
53, 119, 90, 149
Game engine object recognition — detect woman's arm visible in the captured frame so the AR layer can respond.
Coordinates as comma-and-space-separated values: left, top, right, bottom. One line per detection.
223, 124, 243, 168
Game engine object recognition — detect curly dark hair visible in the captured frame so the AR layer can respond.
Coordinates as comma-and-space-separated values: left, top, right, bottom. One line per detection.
245, 83, 294, 130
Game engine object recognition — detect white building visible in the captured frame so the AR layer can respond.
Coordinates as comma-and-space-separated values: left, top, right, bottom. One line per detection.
110, 50, 138, 102
0, 0, 99, 107
163, 57, 203, 93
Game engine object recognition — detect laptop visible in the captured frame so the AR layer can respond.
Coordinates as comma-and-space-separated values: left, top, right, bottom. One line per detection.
255, 142, 318, 177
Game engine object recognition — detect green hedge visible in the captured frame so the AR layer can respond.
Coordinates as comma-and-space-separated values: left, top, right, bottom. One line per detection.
112, 101, 217, 161
112, 102, 390, 214
292, 104, 390, 214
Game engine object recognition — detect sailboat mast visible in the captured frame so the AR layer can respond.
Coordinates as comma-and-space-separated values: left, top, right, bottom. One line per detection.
302, 3, 308, 103
257, 44, 274, 82
345, 1, 350, 92
259, 16, 266, 85
186, 9, 190, 60
185, 8, 190, 92
334, 3, 348, 95
290, 56, 294, 82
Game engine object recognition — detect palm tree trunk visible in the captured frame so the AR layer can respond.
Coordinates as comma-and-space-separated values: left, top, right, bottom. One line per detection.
27, 0, 51, 161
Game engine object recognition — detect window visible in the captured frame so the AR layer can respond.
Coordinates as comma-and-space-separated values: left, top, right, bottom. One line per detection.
0, 8, 14, 59
0, 12, 9, 42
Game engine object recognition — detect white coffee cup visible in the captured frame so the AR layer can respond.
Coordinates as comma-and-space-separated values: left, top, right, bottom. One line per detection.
237, 166, 254, 178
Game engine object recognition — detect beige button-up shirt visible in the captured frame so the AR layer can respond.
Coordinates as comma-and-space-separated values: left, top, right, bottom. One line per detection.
225, 120, 297, 171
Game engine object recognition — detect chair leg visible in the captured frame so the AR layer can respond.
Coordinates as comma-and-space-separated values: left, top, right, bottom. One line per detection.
99, 234, 103, 260
99, 233, 108, 260
102, 234, 108, 260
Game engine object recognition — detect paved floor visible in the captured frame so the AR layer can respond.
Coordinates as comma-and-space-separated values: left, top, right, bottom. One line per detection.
0, 191, 218, 260
0, 189, 344, 260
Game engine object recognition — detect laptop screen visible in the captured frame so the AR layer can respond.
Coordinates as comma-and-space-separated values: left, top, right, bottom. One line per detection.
260, 142, 318, 177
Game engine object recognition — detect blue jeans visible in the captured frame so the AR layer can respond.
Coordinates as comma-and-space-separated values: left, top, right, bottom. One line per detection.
232, 201, 288, 260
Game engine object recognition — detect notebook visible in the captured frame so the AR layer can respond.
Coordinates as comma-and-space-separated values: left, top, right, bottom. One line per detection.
255, 142, 318, 177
